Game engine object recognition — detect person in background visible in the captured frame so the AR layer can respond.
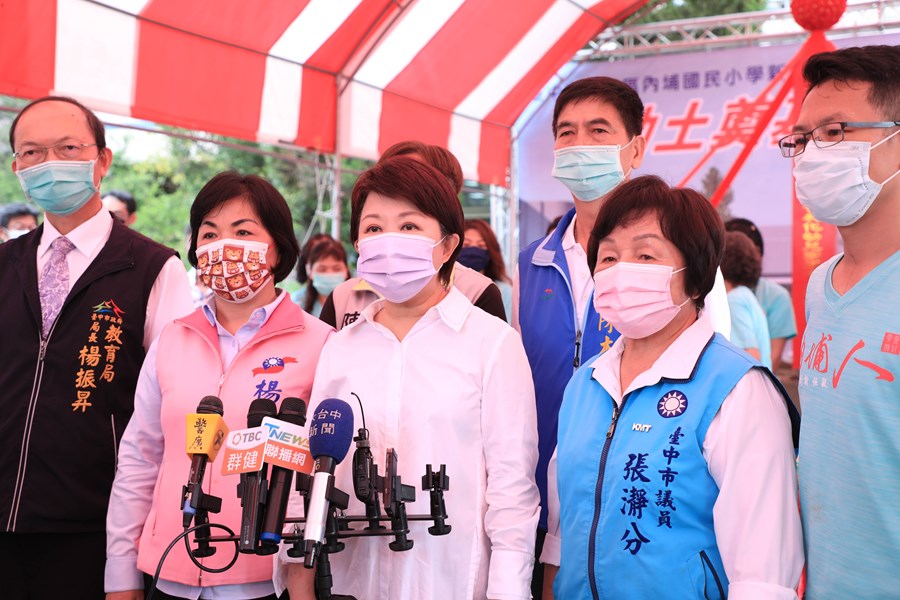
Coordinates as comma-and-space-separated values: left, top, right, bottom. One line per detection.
0, 96, 193, 600
514, 76, 732, 598
542, 175, 802, 599
282, 156, 539, 600
458, 218, 513, 319
725, 217, 797, 369
320, 141, 506, 328
295, 232, 332, 288
105, 171, 332, 600
0, 202, 39, 241
102, 190, 137, 227
781, 44, 900, 598
721, 230, 772, 368
291, 235, 350, 318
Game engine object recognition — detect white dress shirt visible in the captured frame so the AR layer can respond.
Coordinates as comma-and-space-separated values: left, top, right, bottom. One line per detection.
37, 208, 194, 349
277, 286, 540, 600
541, 317, 803, 600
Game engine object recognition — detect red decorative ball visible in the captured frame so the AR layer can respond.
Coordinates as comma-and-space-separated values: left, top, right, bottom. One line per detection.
792, 0, 847, 31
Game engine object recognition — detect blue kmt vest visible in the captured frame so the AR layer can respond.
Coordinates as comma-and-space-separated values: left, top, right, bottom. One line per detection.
518, 208, 620, 529
555, 335, 786, 600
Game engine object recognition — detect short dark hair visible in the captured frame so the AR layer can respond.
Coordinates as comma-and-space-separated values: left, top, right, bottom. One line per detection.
103, 190, 137, 215
380, 141, 464, 194
588, 175, 724, 311
351, 156, 464, 285
188, 171, 299, 283
725, 217, 764, 256
722, 230, 762, 289
803, 45, 900, 121
9, 96, 107, 151
1, 203, 39, 228
464, 219, 510, 283
553, 76, 644, 139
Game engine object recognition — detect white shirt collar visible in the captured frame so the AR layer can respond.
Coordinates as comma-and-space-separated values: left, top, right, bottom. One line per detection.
38, 206, 110, 260
561, 213, 579, 252
202, 288, 286, 330
356, 285, 472, 336
589, 316, 715, 400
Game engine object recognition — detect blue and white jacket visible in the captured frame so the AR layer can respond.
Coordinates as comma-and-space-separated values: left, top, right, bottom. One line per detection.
517, 208, 619, 529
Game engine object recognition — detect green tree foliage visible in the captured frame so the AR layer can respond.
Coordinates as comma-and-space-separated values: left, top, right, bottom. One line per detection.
637, 0, 767, 23
632, 0, 769, 42
0, 96, 369, 285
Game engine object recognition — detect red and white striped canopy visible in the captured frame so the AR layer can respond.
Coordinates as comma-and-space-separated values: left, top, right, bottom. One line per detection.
1, 0, 649, 184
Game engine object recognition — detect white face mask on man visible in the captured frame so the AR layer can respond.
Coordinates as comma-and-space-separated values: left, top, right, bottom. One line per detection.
793, 129, 900, 226
551, 139, 635, 202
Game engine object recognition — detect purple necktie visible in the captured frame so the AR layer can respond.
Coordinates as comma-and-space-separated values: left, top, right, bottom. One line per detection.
39, 236, 76, 337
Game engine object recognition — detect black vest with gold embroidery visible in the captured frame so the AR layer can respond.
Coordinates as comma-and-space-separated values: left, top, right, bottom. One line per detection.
0, 219, 174, 533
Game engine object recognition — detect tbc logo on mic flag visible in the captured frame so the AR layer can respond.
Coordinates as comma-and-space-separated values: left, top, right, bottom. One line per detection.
220, 426, 267, 476
185, 413, 229, 461
260, 416, 313, 473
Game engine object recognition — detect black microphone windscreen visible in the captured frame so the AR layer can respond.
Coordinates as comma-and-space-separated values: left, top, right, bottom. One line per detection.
247, 399, 278, 428
278, 397, 307, 427
197, 395, 224, 416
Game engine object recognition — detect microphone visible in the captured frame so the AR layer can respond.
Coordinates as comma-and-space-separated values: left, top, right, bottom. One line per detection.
182, 396, 228, 528
259, 397, 308, 546
238, 399, 277, 553
303, 398, 355, 568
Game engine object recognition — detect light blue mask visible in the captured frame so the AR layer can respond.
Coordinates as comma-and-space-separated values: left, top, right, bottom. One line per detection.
311, 272, 346, 297
552, 139, 634, 202
16, 160, 98, 216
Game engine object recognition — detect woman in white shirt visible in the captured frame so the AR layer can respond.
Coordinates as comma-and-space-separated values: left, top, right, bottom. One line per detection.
541, 175, 803, 600
284, 156, 540, 600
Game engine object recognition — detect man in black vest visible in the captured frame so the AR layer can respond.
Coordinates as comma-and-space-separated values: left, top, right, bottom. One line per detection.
0, 97, 194, 600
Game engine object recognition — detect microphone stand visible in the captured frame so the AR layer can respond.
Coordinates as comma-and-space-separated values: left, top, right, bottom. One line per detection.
182, 484, 223, 558
188, 463, 451, 600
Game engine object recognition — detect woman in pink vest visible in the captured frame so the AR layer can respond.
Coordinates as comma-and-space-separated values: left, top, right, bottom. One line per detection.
105, 172, 332, 600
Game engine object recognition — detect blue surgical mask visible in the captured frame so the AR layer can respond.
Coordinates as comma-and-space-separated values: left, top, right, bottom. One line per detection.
311, 272, 346, 297
552, 139, 634, 202
457, 246, 491, 272
16, 160, 98, 216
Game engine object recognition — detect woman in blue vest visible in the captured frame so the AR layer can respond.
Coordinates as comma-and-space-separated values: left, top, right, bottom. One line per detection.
541, 175, 803, 600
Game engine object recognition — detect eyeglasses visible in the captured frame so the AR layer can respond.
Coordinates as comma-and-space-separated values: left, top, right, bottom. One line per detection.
778, 122, 900, 158
13, 142, 98, 166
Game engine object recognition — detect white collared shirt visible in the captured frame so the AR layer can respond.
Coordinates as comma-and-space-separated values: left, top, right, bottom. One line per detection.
541, 318, 803, 600
38, 208, 194, 349
278, 286, 540, 600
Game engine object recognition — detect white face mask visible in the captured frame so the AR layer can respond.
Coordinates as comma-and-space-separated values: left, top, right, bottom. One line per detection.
593, 262, 689, 339
793, 129, 900, 226
4, 228, 31, 240
551, 139, 634, 202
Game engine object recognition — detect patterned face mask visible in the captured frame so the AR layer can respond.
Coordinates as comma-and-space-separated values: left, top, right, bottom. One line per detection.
196, 238, 272, 303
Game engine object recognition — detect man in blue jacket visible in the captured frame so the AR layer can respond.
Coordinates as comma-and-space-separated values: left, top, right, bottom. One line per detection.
513, 77, 731, 597
513, 76, 646, 598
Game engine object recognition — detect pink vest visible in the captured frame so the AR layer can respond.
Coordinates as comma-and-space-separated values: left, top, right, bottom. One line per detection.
136, 299, 332, 586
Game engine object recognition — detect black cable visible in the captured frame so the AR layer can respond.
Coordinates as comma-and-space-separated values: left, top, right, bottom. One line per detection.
145, 523, 239, 600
